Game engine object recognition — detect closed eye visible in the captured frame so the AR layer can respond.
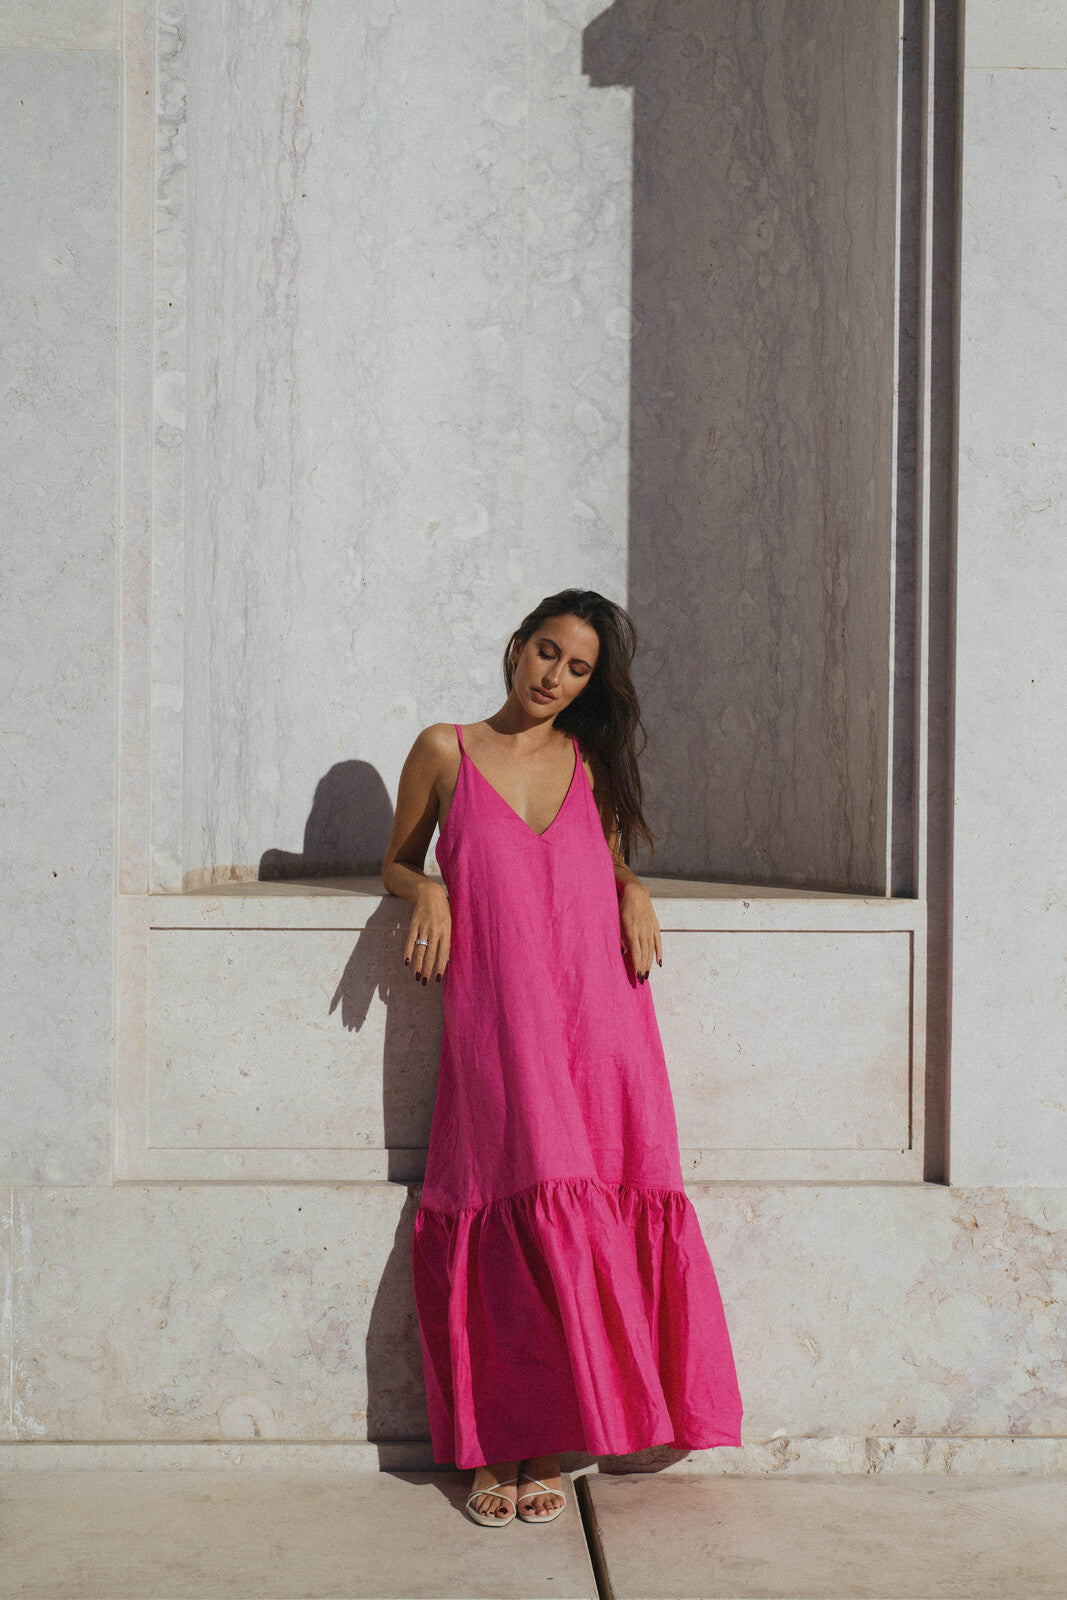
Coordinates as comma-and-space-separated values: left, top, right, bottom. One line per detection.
539, 647, 587, 677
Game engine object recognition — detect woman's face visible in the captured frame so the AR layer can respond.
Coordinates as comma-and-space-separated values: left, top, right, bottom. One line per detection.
511, 613, 601, 716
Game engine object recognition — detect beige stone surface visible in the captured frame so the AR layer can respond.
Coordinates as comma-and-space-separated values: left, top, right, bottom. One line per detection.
1, 1437, 1066, 1477
0, 46, 120, 1188
142, 0, 902, 896
0, 1467, 596, 1599
585, 1470, 1067, 1599
1, 0, 1064, 1530
687, 1184, 1067, 1444
658, 930, 911, 1155
0, 1, 119, 50
951, 59, 1067, 1186
172, 876, 913, 906
8, 1183, 1065, 1448
964, 0, 1067, 68
115, 887, 924, 1184
1, 1191, 10, 1432
144, 927, 437, 1155
2, 1466, 1064, 1599
10, 1184, 428, 1443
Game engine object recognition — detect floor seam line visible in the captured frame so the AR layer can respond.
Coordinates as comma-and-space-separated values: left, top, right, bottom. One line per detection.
575, 1471, 615, 1600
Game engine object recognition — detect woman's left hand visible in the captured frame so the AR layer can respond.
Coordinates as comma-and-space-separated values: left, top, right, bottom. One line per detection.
619, 880, 662, 983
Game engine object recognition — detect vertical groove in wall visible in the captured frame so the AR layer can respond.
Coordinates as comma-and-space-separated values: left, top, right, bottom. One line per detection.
890, 0, 926, 899
116, 0, 156, 896
923, 0, 962, 1182
6, 1189, 12, 1437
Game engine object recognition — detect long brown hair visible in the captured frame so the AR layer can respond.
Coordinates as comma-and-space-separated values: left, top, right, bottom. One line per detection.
502, 589, 657, 866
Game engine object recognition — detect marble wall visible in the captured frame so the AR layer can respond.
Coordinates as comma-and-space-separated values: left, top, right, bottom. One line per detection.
587, 0, 904, 893
0, 13, 120, 1185
112, 883, 925, 1186
2, 0, 1065, 1462
5, 1182, 1066, 1455
155, 0, 905, 893
949, 1, 1067, 1185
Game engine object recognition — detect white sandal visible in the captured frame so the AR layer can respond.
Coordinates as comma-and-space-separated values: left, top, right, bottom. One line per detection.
465, 1474, 518, 1527
516, 1475, 567, 1523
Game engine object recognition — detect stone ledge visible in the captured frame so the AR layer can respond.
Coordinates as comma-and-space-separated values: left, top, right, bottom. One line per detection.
2, 1436, 1065, 1475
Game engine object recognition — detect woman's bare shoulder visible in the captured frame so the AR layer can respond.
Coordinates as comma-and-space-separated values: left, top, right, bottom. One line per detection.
403, 721, 463, 775
392, 726, 463, 824
414, 720, 461, 750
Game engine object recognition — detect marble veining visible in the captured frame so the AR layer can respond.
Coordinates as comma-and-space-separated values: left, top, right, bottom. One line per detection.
156, 0, 905, 891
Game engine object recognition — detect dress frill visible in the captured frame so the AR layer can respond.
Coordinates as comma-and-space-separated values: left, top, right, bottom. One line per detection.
412, 1173, 744, 1469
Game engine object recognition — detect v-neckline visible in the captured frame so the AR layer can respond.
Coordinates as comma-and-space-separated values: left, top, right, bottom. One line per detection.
461, 737, 579, 841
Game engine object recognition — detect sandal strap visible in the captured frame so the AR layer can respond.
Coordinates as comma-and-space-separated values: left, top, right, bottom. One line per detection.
466, 1476, 517, 1503
517, 1477, 565, 1502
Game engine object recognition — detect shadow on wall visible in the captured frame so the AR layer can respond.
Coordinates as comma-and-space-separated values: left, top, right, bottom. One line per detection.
583, 0, 912, 894
260, 761, 393, 880
262, 0, 914, 898
256, 1, 930, 1453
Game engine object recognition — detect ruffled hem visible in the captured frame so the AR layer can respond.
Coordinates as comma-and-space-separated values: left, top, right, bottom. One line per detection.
412, 1174, 744, 1469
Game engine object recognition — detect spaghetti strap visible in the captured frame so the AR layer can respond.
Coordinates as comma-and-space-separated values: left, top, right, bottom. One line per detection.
454, 722, 465, 753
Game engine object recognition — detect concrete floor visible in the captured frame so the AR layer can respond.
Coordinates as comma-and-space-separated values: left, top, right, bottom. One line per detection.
0, 1467, 1064, 1600
584, 1471, 1067, 1599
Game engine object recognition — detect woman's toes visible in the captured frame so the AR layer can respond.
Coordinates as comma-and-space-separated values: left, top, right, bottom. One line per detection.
517, 1458, 563, 1517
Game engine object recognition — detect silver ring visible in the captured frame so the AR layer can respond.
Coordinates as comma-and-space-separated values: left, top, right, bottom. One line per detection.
414, 938, 429, 946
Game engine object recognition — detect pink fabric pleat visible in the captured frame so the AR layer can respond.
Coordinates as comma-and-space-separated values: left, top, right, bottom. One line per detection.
412, 723, 743, 1468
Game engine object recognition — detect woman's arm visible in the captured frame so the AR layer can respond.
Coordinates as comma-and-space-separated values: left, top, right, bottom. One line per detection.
381, 726, 452, 983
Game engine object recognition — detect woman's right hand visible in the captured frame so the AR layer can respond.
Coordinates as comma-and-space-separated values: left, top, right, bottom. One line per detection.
405, 882, 451, 984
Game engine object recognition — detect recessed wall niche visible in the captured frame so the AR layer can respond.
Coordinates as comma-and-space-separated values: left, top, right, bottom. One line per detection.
148, 0, 914, 895
118, 3, 930, 1186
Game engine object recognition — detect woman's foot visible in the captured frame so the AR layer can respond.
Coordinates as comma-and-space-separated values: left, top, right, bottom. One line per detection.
469, 1459, 519, 1521
517, 1454, 565, 1518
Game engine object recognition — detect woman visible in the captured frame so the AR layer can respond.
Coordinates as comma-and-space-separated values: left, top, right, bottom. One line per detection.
381, 589, 743, 1527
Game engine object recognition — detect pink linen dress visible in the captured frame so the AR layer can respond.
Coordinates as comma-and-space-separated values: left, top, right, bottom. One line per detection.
411, 722, 743, 1468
